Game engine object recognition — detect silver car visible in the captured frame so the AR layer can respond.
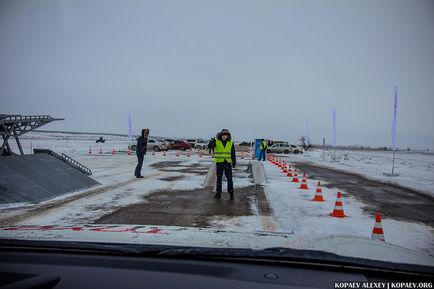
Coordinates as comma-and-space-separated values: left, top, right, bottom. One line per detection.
128, 138, 167, 152
266, 143, 303, 154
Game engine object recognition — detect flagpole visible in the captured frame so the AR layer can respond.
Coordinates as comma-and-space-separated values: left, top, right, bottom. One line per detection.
386, 85, 399, 176
391, 149, 396, 174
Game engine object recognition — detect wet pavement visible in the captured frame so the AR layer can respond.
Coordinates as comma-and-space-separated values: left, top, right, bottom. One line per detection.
292, 161, 434, 227
96, 185, 272, 228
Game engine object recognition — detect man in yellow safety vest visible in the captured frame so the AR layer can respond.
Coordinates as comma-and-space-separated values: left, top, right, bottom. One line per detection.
258, 138, 268, 161
213, 129, 236, 200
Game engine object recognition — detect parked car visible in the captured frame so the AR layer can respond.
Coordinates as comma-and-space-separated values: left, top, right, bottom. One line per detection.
128, 138, 167, 152
186, 139, 196, 147
266, 143, 303, 154
239, 141, 252, 146
194, 140, 207, 149
172, 140, 191, 151
154, 137, 171, 149
163, 138, 176, 149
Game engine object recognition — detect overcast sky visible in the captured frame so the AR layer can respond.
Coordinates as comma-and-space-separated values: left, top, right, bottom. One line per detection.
1, 0, 433, 148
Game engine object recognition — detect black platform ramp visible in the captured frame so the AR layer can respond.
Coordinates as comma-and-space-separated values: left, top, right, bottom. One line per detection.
0, 153, 101, 205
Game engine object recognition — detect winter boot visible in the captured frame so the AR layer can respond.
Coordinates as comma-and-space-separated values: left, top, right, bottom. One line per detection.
229, 192, 234, 201
214, 192, 222, 199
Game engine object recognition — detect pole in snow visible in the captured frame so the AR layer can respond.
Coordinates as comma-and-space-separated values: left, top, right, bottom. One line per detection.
391, 85, 398, 175
128, 112, 133, 141
384, 85, 400, 177
332, 109, 336, 148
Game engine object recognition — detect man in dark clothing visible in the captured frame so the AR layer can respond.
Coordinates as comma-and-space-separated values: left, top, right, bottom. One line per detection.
211, 129, 236, 200
207, 137, 216, 155
134, 128, 149, 178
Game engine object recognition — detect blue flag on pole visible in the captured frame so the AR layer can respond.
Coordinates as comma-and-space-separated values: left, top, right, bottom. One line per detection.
332, 109, 336, 147
391, 86, 398, 151
128, 112, 133, 140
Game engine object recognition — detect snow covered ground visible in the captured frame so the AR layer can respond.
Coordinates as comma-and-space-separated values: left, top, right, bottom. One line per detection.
2, 131, 433, 257
9, 131, 132, 155
262, 159, 433, 256
289, 149, 434, 198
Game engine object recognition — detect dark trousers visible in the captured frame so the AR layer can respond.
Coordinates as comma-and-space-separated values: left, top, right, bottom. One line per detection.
216, 162, 233, 193
258, 149, 266, 161
209, 148, 214, 154
135, 153, 144, 176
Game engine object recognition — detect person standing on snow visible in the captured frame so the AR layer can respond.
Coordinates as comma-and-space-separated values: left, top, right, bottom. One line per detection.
134, 128, 149, 178
207, 137, 216, 155
258, 138, 268, 161
212, 129, 236, 200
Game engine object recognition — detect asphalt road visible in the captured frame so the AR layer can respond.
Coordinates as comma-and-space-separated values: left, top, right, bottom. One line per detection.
97, 160, 275, 229
292, 161, 434, 227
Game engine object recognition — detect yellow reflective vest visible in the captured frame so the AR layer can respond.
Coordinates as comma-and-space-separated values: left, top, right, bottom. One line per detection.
214, 139, 233, 163
260, 140, 267, 150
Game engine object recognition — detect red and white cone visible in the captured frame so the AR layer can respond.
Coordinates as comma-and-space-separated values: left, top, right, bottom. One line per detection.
176, 150, 180, 157
282, 163, 288, 173
99, 148, 102, 154
163, 150, 166, 156
312, 181, 325, 202
112, 148, 116, 155
292, 169, 299, 183
330, 192, 347, 218
286, 165, 293, 177
127, 148, 132, 155
371, 213, 385, 241
88, 147, 92, 154
299, 177, 308, 189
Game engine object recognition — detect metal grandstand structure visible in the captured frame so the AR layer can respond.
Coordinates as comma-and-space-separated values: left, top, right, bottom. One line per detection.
0, 114, 64, 156
0, 114, 100, 204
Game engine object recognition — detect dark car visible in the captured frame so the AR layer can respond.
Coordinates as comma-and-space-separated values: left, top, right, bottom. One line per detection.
172, 140, 191, 151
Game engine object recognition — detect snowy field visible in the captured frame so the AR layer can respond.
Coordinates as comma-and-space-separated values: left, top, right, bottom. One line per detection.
2, 131, 433, 257
290, 149, 434, 198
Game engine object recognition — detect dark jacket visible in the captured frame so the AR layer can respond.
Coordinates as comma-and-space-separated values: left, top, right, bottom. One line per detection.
207, 138, 216, 149
212, 133, 236, 167
136, 136, 148, 155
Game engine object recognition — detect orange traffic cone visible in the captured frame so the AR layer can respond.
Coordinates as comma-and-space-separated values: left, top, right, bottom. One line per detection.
112, 148, 116, 155
286, 166, 293, 177
312, 181, 325, 201
176, 150, 180, 157
330, 192, 346, 218
88, 147, 92, 154
99, 148, 102, 154
291, 169, 299, 182
299, 177, 309, 189
371, 213, 385, 241
282, 163, 288, 173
